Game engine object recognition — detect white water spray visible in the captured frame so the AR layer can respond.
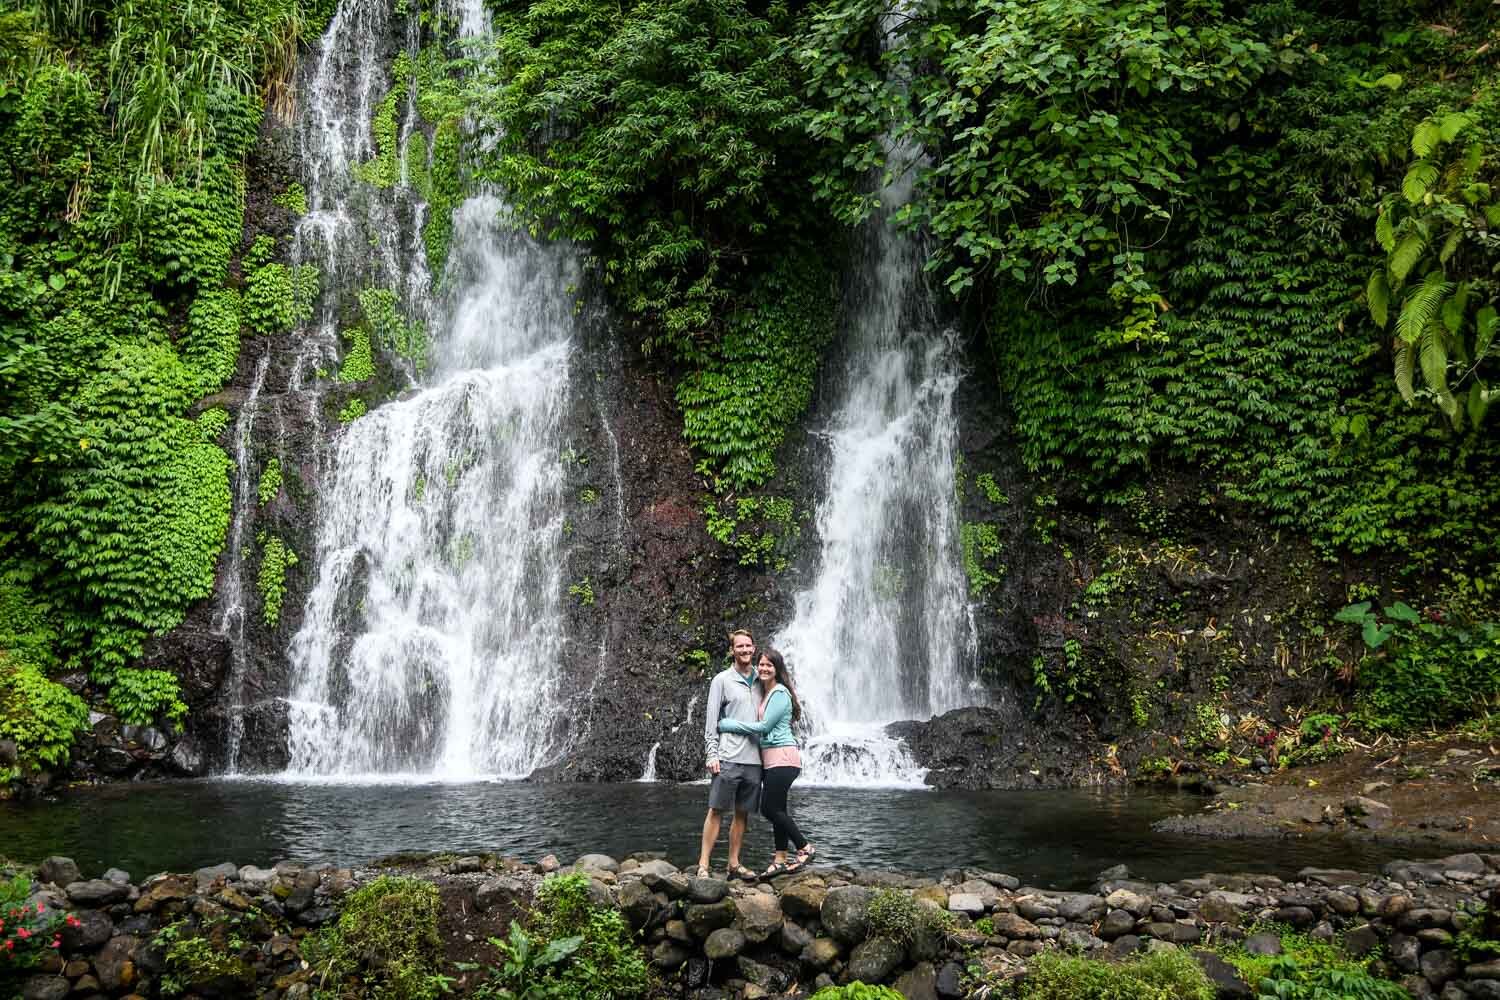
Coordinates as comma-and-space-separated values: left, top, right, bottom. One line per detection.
779, 131, 979, 787
281, 0, 580, 779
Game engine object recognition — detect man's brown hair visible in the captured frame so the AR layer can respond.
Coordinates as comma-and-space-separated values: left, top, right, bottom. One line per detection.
728, 628, 753, 643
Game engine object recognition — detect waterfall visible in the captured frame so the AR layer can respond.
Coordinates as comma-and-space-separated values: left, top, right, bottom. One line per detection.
279, 0, 580, 779
216, 355, 271, 773
778, 130, 979, 787
637, 742, 661, 782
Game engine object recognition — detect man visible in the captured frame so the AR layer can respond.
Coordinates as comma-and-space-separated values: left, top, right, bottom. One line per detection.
695, 628, 762, 878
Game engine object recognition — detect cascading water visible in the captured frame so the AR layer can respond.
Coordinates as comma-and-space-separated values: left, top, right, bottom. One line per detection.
778, 133, 980, 787
279, 0, 580, 779
217, 355, 271, 773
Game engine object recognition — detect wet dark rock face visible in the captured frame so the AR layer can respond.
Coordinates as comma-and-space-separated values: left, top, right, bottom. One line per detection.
542, 322, 826, 783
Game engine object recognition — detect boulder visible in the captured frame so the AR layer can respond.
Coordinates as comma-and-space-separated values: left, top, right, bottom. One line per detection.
781, 880, 827, 920
936, 961, 966, 999
1199, 891, 1252, 924
652, 941, 692, 970
61, 909, 114, 951
574, 853, 619, 873
800, 937, 841, 970
848, 935, 905, 984
947, 893, 984, 916
37, 858, 80, 888
821, 886, 874, 946
618, 880, 661, 931
1105, 888, 1151, 916
736, 955, 790, 992
1057, 893, 1105, 922
704, 927, 747, 960
165, 740, 207, 779
687, 877, 730, 904
1193, 950, 1253, 999
94, 935, 140, 991
1099, 909, 1136, 941
19, 977, 67, 1000
781, 920, 814, 954
65, 879, 130, 906
734, 891, 783, 944
194, 862, 239, 888
238, 866, 277, 888
1421, 949, 1459, 987
988, 912, 1042, 940
685, 899, 738, 939
895, 962, 940, 1000
955, 880, 999, 909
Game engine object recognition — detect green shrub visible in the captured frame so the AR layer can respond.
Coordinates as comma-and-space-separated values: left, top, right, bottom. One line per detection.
1222, 926, 1401, 998
476, 872, 647, 1000
304, 876, 445, 1000
867, 889, 952, 946
675, 252, 837, 490
810, 985, 905, 1000
1249, 955, 1409, 1000
257, 536, 297, 627
109, 667, 187, 726
1337, 602, 1500, 732
0, 654, 89, 780
0, 875, 68, 968
258, 458, 282, 505
1016, 949, 1214, 1000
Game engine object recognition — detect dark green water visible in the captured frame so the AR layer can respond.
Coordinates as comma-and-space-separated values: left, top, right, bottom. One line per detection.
0, 780, 1404, 889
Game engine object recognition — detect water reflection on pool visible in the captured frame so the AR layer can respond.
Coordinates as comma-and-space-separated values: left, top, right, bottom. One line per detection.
0, 780, 1404, 889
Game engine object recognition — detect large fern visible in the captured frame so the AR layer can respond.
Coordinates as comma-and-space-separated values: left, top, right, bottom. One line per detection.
1396, 271, 1451, 345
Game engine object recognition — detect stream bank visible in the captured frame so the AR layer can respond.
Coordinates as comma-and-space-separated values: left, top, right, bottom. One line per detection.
7, 847, 1500, 999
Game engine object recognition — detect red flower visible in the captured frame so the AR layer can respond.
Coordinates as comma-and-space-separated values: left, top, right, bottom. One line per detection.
34, 902, 42, 914
16, 928, 29, 940
4, 940, 12, 951
50, 937, 60, 948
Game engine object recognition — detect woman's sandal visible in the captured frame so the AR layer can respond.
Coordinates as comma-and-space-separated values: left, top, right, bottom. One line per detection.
693, 864, 710, 879
792, 844, 817, 869
728, 864, 758, 881
759, 862, 791, 880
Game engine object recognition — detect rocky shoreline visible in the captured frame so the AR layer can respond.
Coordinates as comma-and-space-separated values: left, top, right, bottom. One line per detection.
7, 848, 1500, 999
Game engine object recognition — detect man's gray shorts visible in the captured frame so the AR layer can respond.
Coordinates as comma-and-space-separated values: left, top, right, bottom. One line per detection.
708, 762, 761, 813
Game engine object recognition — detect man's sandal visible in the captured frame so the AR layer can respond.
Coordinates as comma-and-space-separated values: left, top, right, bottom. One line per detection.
693, 865, 710, 879
728, 864, 758, 881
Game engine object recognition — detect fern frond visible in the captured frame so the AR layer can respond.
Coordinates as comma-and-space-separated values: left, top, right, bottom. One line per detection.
1419, 323, 1458, 422
1413, 119, 1441, 158
1389, 231, 1426, 285
1394, 338, 1416, 404
1441, 281, 1470, 334
1397, 271, 1451, 345
1375, 209, 1396, 252
1439, 229, 1462, 265
1465, 143, 1483, 179
1404, 161, 1440, 203
1367, 270, 1390, 327
1439, 112, 1473, 144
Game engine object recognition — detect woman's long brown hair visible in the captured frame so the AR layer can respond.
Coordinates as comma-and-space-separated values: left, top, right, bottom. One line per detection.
761, 646, 801, 722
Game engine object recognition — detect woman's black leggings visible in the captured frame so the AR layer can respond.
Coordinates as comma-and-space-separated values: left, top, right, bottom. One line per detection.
760, 766, 809, 853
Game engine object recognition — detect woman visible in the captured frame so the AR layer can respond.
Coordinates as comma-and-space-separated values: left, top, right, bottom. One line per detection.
718, 647, 817, 878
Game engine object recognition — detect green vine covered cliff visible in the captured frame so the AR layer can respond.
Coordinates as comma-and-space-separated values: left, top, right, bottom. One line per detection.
0, 0, 1497, 784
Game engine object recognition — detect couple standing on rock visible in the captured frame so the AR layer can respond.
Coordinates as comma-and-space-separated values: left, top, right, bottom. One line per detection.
696, 628, 819, 881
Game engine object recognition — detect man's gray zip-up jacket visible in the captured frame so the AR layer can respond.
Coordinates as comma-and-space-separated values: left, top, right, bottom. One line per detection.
703, 666, 762, 766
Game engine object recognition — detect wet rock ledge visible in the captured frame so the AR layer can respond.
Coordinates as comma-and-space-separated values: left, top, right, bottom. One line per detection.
10, 850, 1500, 999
